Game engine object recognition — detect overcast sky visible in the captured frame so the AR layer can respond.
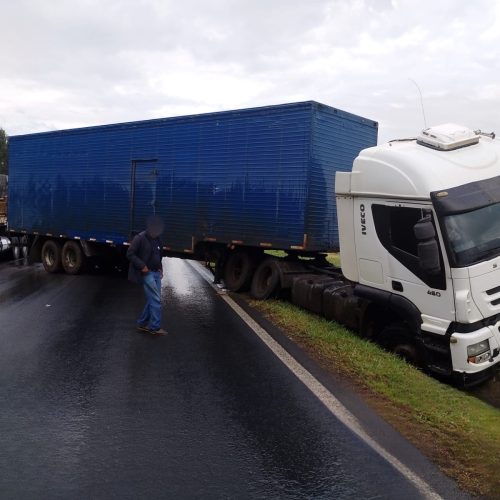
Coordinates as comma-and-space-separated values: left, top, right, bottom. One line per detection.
1, 0, 499, 142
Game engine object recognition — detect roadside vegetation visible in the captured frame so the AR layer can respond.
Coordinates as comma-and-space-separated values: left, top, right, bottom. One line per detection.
249, 297, 500, 498
0, 127, 8, 175
265, 250, 341, 267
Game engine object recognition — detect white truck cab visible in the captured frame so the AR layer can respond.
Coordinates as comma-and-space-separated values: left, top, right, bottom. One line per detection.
336, 124, 500, 384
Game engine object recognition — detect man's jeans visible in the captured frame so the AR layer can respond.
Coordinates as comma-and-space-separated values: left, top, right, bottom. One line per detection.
137, 271, 162, 331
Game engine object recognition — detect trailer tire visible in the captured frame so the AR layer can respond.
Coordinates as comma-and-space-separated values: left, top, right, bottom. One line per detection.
250, 258, 281, 300
12, 238, 21, 260
62, 241, 85, 275
41, 240, 63, 273
21, 236, 29, 259
223, 250, 256, 292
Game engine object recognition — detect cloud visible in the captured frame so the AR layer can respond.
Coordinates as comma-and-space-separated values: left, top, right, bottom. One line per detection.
0, 0, 499, 142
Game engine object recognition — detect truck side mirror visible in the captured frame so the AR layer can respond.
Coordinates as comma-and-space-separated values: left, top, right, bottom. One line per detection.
414, 216, 441, 275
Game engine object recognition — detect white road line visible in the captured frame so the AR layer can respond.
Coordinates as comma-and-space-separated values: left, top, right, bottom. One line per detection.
188, 260, 443, 500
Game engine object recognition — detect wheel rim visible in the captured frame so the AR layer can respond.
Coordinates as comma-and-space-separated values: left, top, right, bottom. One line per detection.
394, 344, 418, 364
263, 267, 273, 288
65, 248, 77, 269
44, 248, 55, 266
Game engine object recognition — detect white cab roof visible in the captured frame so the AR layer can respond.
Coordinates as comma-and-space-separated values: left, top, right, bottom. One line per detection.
344, 134, 500, 200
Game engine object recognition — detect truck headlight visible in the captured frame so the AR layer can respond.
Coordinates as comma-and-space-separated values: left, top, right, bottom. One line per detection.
467, 339, 491, 363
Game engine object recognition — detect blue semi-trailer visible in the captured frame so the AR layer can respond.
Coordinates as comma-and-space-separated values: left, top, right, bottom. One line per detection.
7, 101, 377, 287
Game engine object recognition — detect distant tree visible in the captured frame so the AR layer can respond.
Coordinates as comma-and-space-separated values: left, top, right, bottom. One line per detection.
0, 128, 7, 175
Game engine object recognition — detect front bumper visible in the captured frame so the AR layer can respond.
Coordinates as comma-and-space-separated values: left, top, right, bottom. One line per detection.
453, 363, 499, 387
450, 323, 500, 380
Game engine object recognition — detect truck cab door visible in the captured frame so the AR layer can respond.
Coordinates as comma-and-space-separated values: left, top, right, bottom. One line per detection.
370, 202, 454, 332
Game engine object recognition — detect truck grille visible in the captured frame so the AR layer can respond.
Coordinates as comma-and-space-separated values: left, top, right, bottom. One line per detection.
485, 285, 500, 306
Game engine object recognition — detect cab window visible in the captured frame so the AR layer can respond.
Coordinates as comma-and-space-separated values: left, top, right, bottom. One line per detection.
372, 204, 446, 290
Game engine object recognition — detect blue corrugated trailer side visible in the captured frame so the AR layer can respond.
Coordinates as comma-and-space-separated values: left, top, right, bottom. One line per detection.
8, 101, 377, 256
7, 101, 377, 293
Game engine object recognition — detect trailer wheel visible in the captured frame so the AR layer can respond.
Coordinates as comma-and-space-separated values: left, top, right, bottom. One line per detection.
223, 250, 256, 292
21, 236, 29, 259
41, 240, 63, 273
250, 258, 281, 300
11, 237, 21, 260
62, 241, 85, 275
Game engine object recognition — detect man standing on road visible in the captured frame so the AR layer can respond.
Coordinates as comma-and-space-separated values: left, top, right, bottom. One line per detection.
127, 215, 167, 336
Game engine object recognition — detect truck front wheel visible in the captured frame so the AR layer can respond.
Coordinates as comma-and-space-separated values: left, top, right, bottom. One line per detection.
393, 343, 420, 365
379, 323, 422, 367
62, 241, 86, 275
41, 240, 63, 273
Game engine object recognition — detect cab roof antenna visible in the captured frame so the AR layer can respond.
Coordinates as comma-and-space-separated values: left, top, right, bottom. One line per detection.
409, 78, 427, 129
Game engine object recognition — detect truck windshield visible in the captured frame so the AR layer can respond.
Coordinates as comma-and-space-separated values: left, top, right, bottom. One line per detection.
444, 202, 500, 266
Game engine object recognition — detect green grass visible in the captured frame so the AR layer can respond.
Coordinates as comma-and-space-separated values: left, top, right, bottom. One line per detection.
249, 299, 500, 498
264, 250, 288, 258
264, 250, 341, 268
326, 252, 340, 267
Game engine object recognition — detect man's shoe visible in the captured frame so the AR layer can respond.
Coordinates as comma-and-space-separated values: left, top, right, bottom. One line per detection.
137, 324, 150, 333
150, 328, 168, 336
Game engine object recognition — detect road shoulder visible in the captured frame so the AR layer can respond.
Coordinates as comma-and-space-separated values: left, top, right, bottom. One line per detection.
189, 261, 472, 499
230, 292, 471, 500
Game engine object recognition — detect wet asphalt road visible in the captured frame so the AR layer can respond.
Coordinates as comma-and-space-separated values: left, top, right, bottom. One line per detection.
0, 258, 466, 499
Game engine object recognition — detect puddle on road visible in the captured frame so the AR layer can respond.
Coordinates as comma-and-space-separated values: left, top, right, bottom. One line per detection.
0, 260, 51, 303
0, 253, 27, 265
163, 258, 202, 298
